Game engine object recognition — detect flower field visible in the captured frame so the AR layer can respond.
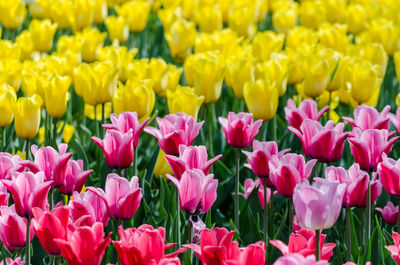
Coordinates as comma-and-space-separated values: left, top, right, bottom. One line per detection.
2, 0, 400, 264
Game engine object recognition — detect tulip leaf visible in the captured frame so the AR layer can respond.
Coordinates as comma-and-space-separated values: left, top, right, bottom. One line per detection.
72, 138, 89, 173
206, 209, 212, 229
239, 189, 263, 245
350, 208, 360, 258
374, 215, 386, 265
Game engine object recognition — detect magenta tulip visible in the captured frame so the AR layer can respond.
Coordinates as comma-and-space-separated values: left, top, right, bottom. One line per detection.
0, 257, 25, 265
320, 164, 382, 207
285, 99, 329, 130
87, 173, 142, 220
239, 178, 261, 200
243, 140, 290, 179
343, 105, 391, 131
2, 172, 52, 218
55, 222, 111, 265
293, 179, 346, 230
0, 181, 9, 206
273, 254, 328, 265
145, 113, 204, 155
219, 112, 263, 149
167, 169, 217, 215
390, 107, 400, 135
103, 112, 150, 148
69, 190, 109, 227
165, 145, 222, 180
0, 153, 23, 180
376, 201, 398, 225
348, 128, 398, 171
385, 233, 400, 264
289, 119, 348, 163
377, 154, 400, 197
114, 224, 186, 265
258, 181, 273, 210
57, 159, 93, 196
92, 129, 134, 169
269, 153, 316, 198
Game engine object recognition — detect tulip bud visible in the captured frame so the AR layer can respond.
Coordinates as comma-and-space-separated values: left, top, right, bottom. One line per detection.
29, 19, 58, 53
319, 23, 348, 54
117, 1, 151, 33
0, 0, 26, 29
16, 30, 36, 61
93, 0, 107, 24
195, 5, 223, 33
360, 43, 388, 78
286, 27, 319, 49
78, 27, 107, 62
153, 149, 173, 178
50, 0, 72, 29
93, 61, 119, 104
155, 65, 182, 98
256, 54, 289, 96
167, 86, 204, 120
45, 75, 71, 118
347, 4, 366, 34
368, 19, 400, 56
105, 16, 129, 43
165, 18, 197, 61
226, 59, 255, 99
14, 95, 42, 139
302, 58, 330, 99
0, 84, 17, 127
229, 7, 257, 37
29, 0, 51, 19
244, 79, 279, 121
272, 6, 298, 34
69, 0, 95, 32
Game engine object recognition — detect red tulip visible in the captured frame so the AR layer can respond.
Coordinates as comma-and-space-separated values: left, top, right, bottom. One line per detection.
343, 105, 391, 131
113, 224, 186, 265
32, 206, 70, 255
376, 201, 398, 225
285, 99, 328, 130
270, 229, 336, 261
55, 222, 111, 265
69, 191, 109, 227
57, 159, 93, 196
385, 232, 400, 264
273, 254, 328, 265
219, 112, 263, 149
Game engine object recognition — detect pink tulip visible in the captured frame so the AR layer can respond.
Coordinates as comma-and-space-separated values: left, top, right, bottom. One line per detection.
184, 227, 266, 265
385, 232, 400, 264
269, 153, 316, 198
87, 173, 142, 220
20, 144, 72, 189
243, 140, 290, 179
92, 129, 134, 169
167, 169, 217, 215
0, 153, 23, 180
145, 113, 204, 155
32, 206, 70, 255
293, 179, 346, 230
103, 112, 150, 148
0, 181, 9, 206
320, 164, 382, 207
289, 119, 348, 163
258, 181, 273, 210
57, 159, 93, 196
158, 258, 182, 265
114, 224, 186, 265
343, 105, 391, 131
0, 206, 33, 251
270, 229, 336, 261
2, 172, 52, 218
165, 145, 222, 180
390, 107, 400, 135
377, 154, 400, 197
55, 222, 111, 265
285, 99, 329, 130
376, 201, 398, 225
273, 254, 328, 265
343, 262, 371, 265
348, 128, 398, 171
0, 257, 25, 265
219, 112, 263, 149
239, 178, 261, 200
69, 190, 109, 227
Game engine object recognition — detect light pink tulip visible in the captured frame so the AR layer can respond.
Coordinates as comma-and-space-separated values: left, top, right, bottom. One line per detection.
165, 145, 222, 180
239, 178, 261, 200
57, 159, 93, 196
377, 153, 400, 197
343, 262, 371, 265
269, 154, 316, 198
2, 172, 52, 218
87, 174, 142, 220
103, 112, 150, 148
390, 107, 400, 135
167, 169, 217, 215
0, 153, 23, 180
219, 112, 263, 149
376, 201, 398, 225
258, 181, 273, 210
145, 113, 204, 155
320, 164, 382, 207
273, 254, 328, 265
243, 140, 290, 179
0, 181, 9, 206
348, 128, 398, 171
289, 119, 348, 163
293, 179, 346, 230
343, 105, 391, 131
69, 190, 109, 227
0, 257, 25, 265
92, 129, 134, 169
285, 99, 329, 130
385, 232, 400, 264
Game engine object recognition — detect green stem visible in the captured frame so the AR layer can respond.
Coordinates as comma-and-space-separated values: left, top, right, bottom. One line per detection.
270, 115, 277, 141
398, 197, 400, 233
328, 91, 332, 121
207, 104, 214, 155
56, 255, 61, 265
235, 148, 240, 231
25, 139, 30, 161
188, 217, 193, 243
133, 147, 137, 177
360, 207, 364, 247
25, 218, 31, 265
45, 112, 50, 146
289, 198, 293, 234
175, 189, 181, 247
263, 178, 268, 245
101, 103, 105, 138
316, 229, 320, 261
49, 189, 53, 211
366, 172, 371, 246
94, 105, 99, 137
1, 127, 4, 151
53, 118, 57, 148
346, 207, 352, 261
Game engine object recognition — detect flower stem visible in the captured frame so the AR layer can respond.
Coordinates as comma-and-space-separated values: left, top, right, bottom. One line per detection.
263, 178, 268, 245
94, 106, 99, 137
175, 188, 181, 247
316, 229, 320, 261
25, 218, 31, 265
49, 189, 53, 211
25, 138, 30, 160
133, 147, 137, 177
1, 127, 4, 151
101, 103, 105, 138
235, 148, 240, 231
270, 115, 277, 141
56, 256, 61, 265
397, 197, 400, 233
346, 207, 351, 261
53, 117, 57, 148
207, 104, 214, 155
328, 91, 332, 121
188, 216, 193, 243
366, 172, 371, 246
288, 198, 293, 234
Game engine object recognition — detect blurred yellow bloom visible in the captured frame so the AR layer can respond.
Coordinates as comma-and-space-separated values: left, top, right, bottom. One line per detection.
324, 0, 346, 23
93, 0, 107, 24
156, 65, 182, 98
165, 18, 197, 61
229, 7, 256, 37
195, 5, 223, 33
0, 0, 26, 29
319, 24, 348, 54
78, 27, 107, 62
286, 48, 307, 85
226, 59, 255, 99
146, 57, 168, 91
50, 0, 72, 29
252, 31, 285, 61
45, 75, 71, 118
14, 95, 43, 139
367, 19, 400, 56
396, 93, 400, 108
195, 29, 240, 58
73, 64, 98, 105
184, 54, 196, 87
394, 51, 400, 82
21, 69, 40, 98
0, 59, 22, 93
299, 0, 327, 30
256, 54, 289, 97
16, 151, 26, 160
167, 86, 204, 120
125, 59, 149, 80
29, 19, 58, 53
113, 78, 155, 121
57, 35, 84, 58
94, 61, 119, 104
84, 103, 112, 120
158, 7, 181, 32
360, 43, 388, 78
272, 6, 298, 34
118, 1, 151, 33
61, 123, 75, 144
16, 31, 37, 61
0, 84, 17, 127
219, 0, 234, 23
244, 79, 279, 121
0, 40, 21, 61
302, 57, 330, 99
105, 16, 129, 43
39, 127, 45, 145
70, 0, 95, 32
286, 27, 319, 50
29, 0, 51, 19
153, 149, 172, 178
98, 46, 138, 82
346, 4, 366, 34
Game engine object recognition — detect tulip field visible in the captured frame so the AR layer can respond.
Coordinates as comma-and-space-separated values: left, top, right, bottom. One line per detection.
3, 0, 400, 265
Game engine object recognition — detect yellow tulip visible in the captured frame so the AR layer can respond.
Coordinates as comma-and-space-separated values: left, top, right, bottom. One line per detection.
60, 123, 75, 144
92, 61, 119, 104
84, 103, 112, 120
324, 0, 346, 23
118, 1, 151, 32
286, 48, 307, 85
156, 65, 182, 98
0, 40, 21, 61
16, 31, 37, 61
219, 0, 234, 23
165, 18, 197, 61
45, 75, 71, 118
50, 0, 72, 29
98, 46, 138, 82
153, 149, 172, 178
346, 4, 366, 34
244, 79, 279, 121
255, 0, 268, 23
396, 92, 400, 108
125, 58, 149, 80
195, 5, 223, 33
167, 86, 204, 120
0, 59, 22, 93
105, 16, 129, 43
286, 27, 319, 49
57, 35, 83, 57
78, 27, 107, 62
226, 59, 255, 99
272, 6, 298, 34
69, 0, 95, 32
360, 43, 388, 78
113, 78, 155, 121
147, 58, 168, 91
73, 63, 99, 105
157, 7, 181, 32
21, 69, 40, 97
228, 7, 256, 37
195, 29, 240, 58
29, 19, 58, 53
29, 0, 51, 19
319, 23, 349, 54
256, 54, 289, 97
302, 57, 330, 98
14, 95, 43, 139
367, 19, 400, 56
0, 84, 17, 127
184, 54, 196, 87
93, 0, 107, 24
299, 1, 327, 30
395, 51, 400, 82
252, 31, 285, 61
0, 0, 26, 29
